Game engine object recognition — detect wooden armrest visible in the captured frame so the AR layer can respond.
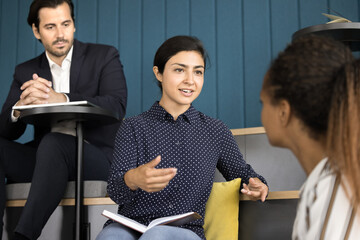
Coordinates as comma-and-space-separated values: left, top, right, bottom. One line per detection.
6, 197, 116, 207
239, 190, 300, 201
231, 127, 265, 136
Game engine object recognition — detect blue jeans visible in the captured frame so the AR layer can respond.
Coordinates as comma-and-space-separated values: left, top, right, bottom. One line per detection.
96, 222, 201, 240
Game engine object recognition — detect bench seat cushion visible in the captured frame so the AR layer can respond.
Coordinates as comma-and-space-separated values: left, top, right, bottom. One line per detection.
6, 180, 108, 200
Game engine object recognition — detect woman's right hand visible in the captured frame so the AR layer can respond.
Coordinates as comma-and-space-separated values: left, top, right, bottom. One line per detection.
124, 155, 177, 192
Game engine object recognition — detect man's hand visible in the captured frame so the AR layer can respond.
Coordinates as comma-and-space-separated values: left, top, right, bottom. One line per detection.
124, 156, 177, 193
241, 177, 268, 202
19, 73, 52, 105
19, 73, 66, 104
14, 74, 67, 117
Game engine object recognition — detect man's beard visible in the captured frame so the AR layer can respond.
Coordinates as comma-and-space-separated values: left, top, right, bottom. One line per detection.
46, 38, 73, 58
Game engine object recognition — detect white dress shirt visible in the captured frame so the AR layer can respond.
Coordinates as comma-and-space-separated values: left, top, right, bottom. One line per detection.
46, 46, 72, 94
45, 46, 76, 136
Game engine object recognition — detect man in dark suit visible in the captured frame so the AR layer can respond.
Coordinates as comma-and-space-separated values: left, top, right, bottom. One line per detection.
0, 0, 127, 239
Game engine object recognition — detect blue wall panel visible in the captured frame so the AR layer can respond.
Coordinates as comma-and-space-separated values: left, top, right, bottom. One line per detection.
76, 0, 97, 42
17, 0, 35, 64
0, 0, 18, 105
1, 0, 360, 143
270, 0, 299, 59
216, 0, 245, 128
98, 0, 119, 47
119, 0, 142, 118
243, 0, 272, 127
166, 0, 190, 37
142, 0, 165, 112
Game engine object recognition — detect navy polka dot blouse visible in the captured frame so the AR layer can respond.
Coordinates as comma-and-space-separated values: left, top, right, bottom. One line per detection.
107, 102, 267, 239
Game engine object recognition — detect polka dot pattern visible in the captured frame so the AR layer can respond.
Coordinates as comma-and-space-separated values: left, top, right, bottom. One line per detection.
107, 102, 267, 239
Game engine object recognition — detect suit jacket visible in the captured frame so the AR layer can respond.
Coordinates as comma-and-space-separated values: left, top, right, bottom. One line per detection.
0, 39, 127, 160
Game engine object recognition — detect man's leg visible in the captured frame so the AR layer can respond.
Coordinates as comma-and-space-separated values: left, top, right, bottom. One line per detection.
15, 132, 110, 239
0, 137, 37, 240
139, 226, 201, 240
96, 223, 141, 240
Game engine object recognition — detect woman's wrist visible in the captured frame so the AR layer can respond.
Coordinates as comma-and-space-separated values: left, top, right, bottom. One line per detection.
124, 169, 138, 191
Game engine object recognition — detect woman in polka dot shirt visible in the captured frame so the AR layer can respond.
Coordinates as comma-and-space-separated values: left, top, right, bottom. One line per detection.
96, 35, 268, 240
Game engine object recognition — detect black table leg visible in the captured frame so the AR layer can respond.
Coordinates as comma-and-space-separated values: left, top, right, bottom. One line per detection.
75, 121, 86, 240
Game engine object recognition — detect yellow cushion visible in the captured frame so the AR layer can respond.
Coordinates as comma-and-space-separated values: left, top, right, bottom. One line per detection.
204, 178, 241, 240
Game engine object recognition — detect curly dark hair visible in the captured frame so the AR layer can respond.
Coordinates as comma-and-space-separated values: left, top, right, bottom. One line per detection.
264, 35, 354, 139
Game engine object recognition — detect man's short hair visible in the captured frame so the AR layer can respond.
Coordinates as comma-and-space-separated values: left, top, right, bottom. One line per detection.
27, 0, 75, 29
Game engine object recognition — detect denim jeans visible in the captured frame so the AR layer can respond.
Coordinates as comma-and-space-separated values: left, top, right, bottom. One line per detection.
96, 222, 201, 240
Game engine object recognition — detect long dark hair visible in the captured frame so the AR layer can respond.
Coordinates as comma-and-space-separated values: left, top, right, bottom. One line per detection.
327, 60, 360, 208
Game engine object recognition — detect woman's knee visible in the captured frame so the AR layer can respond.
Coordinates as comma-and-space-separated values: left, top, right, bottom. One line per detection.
140, 226, 200, 240
96, 223, 139, 240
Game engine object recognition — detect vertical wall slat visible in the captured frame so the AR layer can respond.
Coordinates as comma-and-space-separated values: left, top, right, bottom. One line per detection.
271, 0, 300, 58
76, 0, 97, 42
243, 0, 272, 127
165, 0, 190, 38
270, 0, 299, 59
17, 0, 36, 64
0, 1, 18, 104
216, 0, 245, 128
119, 0, 143, 117
142, 0, 166, 112
97, 0, 119, 47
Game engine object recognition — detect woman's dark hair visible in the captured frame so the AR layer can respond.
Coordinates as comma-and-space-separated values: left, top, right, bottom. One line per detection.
264, 35, 354, 139
153, 35, 208, 90
27, 0, 75, 29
